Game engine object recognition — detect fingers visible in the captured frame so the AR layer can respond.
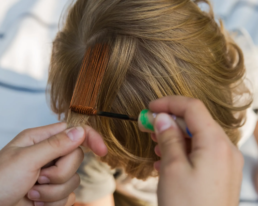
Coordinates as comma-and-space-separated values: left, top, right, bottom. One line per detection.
154, 145, 161, 157
151, 133, 157, 142
34, 193, 76, 206
149, 96, 227, 150
154, 113, 188, 166
8, 123, 67, 148
149, 96, 215, 135
38, 148, 84, 184
24, 127, 85, 169
154, 160, 161, 171
28, 174, 80, 203
81, 125, 108, 157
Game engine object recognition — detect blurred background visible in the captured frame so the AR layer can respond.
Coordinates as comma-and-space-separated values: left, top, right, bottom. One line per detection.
0, 0, 258, 205
0, 0, 71, 148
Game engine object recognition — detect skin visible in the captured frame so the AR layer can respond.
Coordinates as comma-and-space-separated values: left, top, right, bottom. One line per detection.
74, 195, 114, 206
0, 123, 107, 206
253, 121, 258, 193
254, 121, 258, 145
149, 96, 243, 206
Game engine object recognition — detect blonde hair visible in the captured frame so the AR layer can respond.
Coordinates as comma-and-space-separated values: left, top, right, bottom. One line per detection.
48, 0, 251, 179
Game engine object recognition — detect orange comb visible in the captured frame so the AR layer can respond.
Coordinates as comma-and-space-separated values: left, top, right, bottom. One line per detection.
69, 44, 137, 121
70, 44, 109, 111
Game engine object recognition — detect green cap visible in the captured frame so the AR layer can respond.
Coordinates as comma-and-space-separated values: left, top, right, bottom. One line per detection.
139, 109, 154, 132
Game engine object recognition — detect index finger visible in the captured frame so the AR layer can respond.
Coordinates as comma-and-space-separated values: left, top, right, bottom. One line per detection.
81, 125, 108, 157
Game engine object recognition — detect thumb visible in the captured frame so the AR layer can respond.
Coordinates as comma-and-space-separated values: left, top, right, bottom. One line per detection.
24, 127, 85, 169
154, 113, 188, 165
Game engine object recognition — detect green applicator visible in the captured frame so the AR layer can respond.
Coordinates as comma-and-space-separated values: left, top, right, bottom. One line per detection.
138, 110, 192, 138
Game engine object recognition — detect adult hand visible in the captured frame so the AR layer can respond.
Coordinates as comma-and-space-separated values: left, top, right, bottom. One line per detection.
150, 96, 243, 206
0, 123, 107, 206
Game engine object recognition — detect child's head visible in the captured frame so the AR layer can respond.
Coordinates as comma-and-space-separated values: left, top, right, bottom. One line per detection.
48, 0, 251, 179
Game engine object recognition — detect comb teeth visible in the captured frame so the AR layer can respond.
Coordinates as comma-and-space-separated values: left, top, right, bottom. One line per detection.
70, 44, 109, 111
70, 105, 97, 116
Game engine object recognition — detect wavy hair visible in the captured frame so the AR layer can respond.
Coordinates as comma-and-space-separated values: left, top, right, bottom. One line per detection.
48, 0, 251, 179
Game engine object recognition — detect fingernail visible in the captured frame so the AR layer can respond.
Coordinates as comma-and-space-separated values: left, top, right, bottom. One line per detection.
28, 190, 40, 199
155, 114, 176, 134
35, 202, 44, 206
66, 127, 84, 141
38, 176, 50, 184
